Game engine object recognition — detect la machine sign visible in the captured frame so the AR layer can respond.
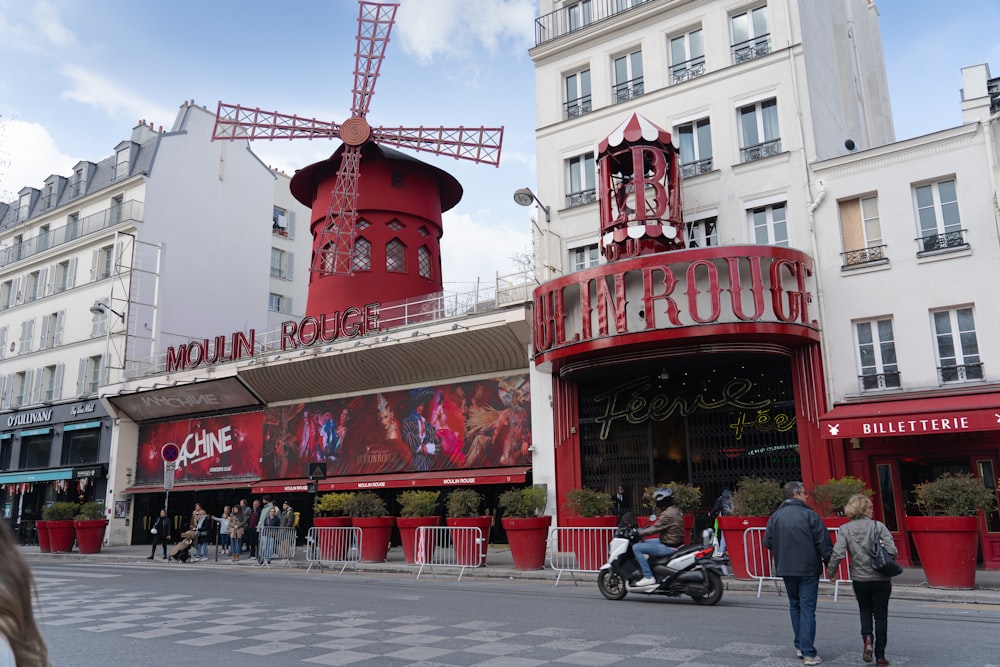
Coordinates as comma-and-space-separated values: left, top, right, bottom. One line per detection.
166, 303, 380, 372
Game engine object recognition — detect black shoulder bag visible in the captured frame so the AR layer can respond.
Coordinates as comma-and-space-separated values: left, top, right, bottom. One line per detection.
869, 520, 903, 577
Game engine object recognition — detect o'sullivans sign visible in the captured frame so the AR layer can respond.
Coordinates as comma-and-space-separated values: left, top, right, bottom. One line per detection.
166, 303, 380, 372
532, 246, 818, 366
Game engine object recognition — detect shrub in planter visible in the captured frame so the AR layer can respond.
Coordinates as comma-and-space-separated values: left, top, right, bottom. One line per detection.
312, 493, 354, 561
561, 488, 616, 570
813, 476, 873, 519
344, 492, 388, 518
41, 502, 78, 521
396, 491, 441, 564
74, 502, 105, 520
344, 492, 393, 562
42, 502, 79, 553
398, 490, 440, 518
499, 486, 547, 518
445, 489, 490, 566
563, 488, 613, 518
641, 483, 702, 516
73, 502, 108, 554
314, 492, 353, 518
913, 473, 996, 517
720, 478, 783, 580
500, 487, 550, 570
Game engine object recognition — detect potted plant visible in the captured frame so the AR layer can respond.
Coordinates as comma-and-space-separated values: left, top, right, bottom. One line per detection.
813, 476, 873, 527
500, 486, 550, 570
396, 490, 441, 565
718, 477, 784, 580
445, 489, 491, 566
561, 488, 616, 570
904, 472, 997, 589
343, 492, 394, 563
313, 492, 354, 560
42, 501, 79, 553
73, 501, 108, 554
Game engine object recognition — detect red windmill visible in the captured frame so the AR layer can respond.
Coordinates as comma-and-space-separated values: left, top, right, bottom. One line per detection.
211, 1, 503, 317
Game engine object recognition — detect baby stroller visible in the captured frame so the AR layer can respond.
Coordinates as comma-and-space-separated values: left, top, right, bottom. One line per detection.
169, 537, 194, 562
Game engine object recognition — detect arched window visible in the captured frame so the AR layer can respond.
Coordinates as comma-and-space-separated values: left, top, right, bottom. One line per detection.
386, 238, 406, 273
417, 245, 432, 279
352, 237, 371, 271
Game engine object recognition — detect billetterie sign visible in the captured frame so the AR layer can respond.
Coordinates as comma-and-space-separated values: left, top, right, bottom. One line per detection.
166, 303, 380, 372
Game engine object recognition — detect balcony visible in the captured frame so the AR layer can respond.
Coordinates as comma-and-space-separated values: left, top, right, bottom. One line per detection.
566, 189, 597, 208
670, 56, 706, 85
612, 77, 644, 104
917, 229, 968, 254
680, 158, 713, 179
859, 371, 901, 392
564, 95, 593, 119
533, 0, 655, 47
732, 34, 771, 64
841, 244, 887, 269
940, 363, 984, 383
740, 139, 781, 163
0, 199, 144, 268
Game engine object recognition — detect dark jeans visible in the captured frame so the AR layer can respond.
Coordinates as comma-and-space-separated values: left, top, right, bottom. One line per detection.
852, 579, 891, 659
150, 534, 168, 557
783, 576, 820, 658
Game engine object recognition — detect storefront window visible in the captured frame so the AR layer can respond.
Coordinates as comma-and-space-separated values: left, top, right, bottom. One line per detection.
0, 438, 11, 470
876, 463, 898, 531
976, 460, 1000, 533
19, 434, 52, 469
61, 430, 100, 466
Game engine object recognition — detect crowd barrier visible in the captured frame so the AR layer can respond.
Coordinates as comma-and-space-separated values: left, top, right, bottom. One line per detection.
257, 526, 298, 569
304, 526, 362, 574
414, 526, 484, 581
547, 526, 616, 587
743, 527, 851, 600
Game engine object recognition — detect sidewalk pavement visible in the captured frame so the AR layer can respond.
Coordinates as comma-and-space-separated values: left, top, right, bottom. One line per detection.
19, 542, 1000, 605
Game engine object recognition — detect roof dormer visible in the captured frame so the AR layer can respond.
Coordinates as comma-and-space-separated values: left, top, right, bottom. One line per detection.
16, 187, 39, 222
42, 174, 67, 210
113, 140, 138, 180
70, 161, 95, 198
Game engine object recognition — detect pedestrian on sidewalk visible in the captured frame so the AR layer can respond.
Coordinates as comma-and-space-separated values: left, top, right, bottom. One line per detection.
147, 509, 172, 560
259, 506, 281, 564
764, 481, 832, 666
246, 499, 261, 559
193, 509, 211, 561
280, 500, 295, 559
214, 507, 232, 555
0, 522, 49, 667
827, 494, 897, 665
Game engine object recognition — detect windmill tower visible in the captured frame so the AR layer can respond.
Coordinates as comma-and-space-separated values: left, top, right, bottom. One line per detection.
211, 1, 503, 318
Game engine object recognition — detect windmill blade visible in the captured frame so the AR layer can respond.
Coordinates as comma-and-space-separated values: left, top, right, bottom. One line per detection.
212, 102, 341, 141
311, 145, 364, 276
371, 125, 505, 166
351, 2, 399, 119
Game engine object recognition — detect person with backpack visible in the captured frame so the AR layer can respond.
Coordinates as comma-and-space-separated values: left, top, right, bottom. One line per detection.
711, 489, 733, 554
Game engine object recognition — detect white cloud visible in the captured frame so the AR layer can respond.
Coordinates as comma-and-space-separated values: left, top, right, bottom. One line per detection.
0, 0, 76, 51
395, 0, 535, 63
60, 65, 174, 126
440, 210, 532, 289
0, 118, 76, 199
34, 1, 76, 47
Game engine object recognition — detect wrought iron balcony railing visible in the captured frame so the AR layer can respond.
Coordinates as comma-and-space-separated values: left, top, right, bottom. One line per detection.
670, 57, 706, 85
859, 371, 901, 392
841, 244, 887, 268
533, 0, 655, 47
917, 229, 968, 253
940, 363, 984, 383
740, 139, 781, 163
680, 158, 713, 179
564, 95, 593, 119
612, 77, 644, 104
732, 34, 771, 64
566, 189, 598, 208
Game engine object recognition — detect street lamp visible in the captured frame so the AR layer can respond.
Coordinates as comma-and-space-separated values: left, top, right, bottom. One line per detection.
513, 187, 551, 222
89, 301, 125, 322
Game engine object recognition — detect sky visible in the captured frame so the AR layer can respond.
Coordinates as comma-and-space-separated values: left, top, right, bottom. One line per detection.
1, 0, 998, 291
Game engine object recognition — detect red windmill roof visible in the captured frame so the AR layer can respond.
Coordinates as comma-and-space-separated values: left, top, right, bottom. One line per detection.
597, 113, 673, 154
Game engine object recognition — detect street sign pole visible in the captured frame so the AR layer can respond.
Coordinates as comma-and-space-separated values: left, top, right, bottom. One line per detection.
161, 443, 180, 520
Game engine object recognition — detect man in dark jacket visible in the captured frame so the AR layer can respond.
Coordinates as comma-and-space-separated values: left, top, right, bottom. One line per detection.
764, 481, 833, 666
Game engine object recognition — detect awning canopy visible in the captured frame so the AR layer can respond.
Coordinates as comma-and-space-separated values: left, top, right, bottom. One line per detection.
318, 466, 531, 491
252, 479, 313, 495
0, 468, 74, 484
123, 479, 259, 494
819, 393, 1000, 439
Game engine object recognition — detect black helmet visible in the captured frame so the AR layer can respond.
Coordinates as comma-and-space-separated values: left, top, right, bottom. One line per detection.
653, 487, 674, 508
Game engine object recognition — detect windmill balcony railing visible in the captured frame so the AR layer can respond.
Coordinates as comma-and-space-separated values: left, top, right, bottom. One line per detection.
859, 371, 901, 392
0, 200, 144, 268
533, 0, 656, 46
564, 96, 593, 119
939, 363, 984, 384
670, 57, 706, 85
917, 229, 968, 253
612, 78, 644, 104
566, 189, 598, 208
740, 139, 782, 163
841, 244, 887, 268
680, 158, 713, 179
732, 34, 771, 64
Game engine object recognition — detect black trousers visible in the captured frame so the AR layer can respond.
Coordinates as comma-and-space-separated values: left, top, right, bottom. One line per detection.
852, 579, 892, 659
150, 534, 169, 557
245, 527, 258, 556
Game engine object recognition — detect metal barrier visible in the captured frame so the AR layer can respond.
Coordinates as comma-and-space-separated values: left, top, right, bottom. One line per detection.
305, 527, 362, 574
547, 526, 615, 587
743, 527, 851, 600
257, 526, 297, 569
414, 526, 484, 581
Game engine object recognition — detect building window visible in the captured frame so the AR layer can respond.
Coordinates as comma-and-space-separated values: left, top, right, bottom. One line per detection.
17, 193, 31, 221
0, 440, 10, 470
387, 220, 404, 231
566, 152, 596, 207
731, 5, 770, 63
61, 429, 99, 466
567, 0, 592, 31
55, 259, 75, 293
571, 244, 600, 272
417, 246, 432, 279
356, 219, 371, 231
933, 307, 983, 382
749, 202, 787, 246
41, 364, 61, 402
417, 226, 430, 237
71, 167, 85, 197
856, 319, 900, 391
352, 237, 371, 272
12, 371, 29, 408
915, 179, 965, 252
270, 248, 288, 279
110, 195, 124, 223
612, 50, 643, 103
40, 312, 60, 350
114, 147, 130, 179
669, 29, 705, 85
739, 98, 780, 161
81, 355, 104, 395
97, 245, 114, 279
0, 281, 12, 310
44, 183, 56, 208
268, 293, 284, 313
839, 196, 886, 267
25, 271, 42, 303
18, 433, 50, 469
686, 216, 718, 248
386, 239, 406, 273
676, 118, 713, 178
66, 212, 80, 240
37, 224, 50, 251
272, 207, 289, 236
564, 68, 592, 118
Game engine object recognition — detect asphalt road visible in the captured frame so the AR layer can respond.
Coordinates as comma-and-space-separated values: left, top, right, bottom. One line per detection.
32, 561, 1000, 666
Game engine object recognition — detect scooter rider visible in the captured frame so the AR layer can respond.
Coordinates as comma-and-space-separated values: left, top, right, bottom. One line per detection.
633, 487, 685, 587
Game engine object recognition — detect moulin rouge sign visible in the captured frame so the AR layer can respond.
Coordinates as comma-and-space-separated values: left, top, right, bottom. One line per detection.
166, 303, 380, 373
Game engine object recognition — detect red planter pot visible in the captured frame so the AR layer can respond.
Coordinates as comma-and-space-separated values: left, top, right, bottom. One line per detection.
717, 515, 770, 580
561, 516, 617, 570
36, 520, 52, 553
397, 516, 441, 564
446, 516, 492, 565
905, 515, 980, 589
313, 517, 352, 560
74, 520, 108, 554
502, 516, 552, 570
47, 520, 76, 553
351, 517, 395, 562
